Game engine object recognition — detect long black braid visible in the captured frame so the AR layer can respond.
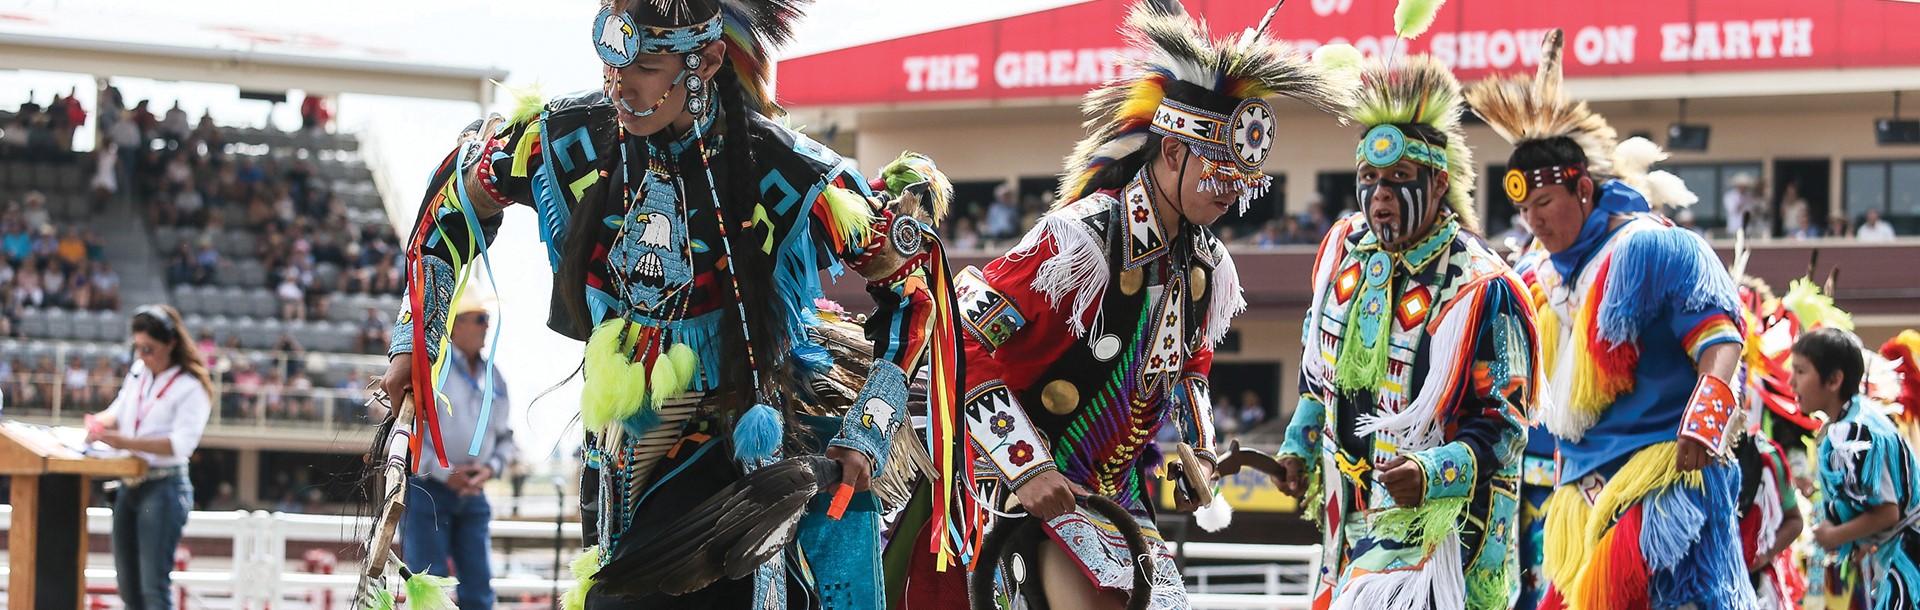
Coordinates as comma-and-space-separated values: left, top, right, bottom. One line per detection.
709, 66, 795, 414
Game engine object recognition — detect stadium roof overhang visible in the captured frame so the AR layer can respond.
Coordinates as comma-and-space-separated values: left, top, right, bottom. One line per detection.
0, 13, 506, 105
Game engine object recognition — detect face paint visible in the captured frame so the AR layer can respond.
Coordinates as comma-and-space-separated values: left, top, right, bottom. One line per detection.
1355, 166, 1435, 244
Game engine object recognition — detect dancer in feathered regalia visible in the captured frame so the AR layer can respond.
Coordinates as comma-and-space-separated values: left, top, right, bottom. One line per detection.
368, 0, 968, 607
935, 3, 1347, 609
1273, 6, 1538, 607
1475, 29, 1755, 610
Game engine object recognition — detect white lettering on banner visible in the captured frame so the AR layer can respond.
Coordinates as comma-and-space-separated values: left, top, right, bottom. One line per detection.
1572, 26, 1636, 65
904, 54, 980, 92
1430, 29, 1563, 69
1310, 0, 1353, 17
992, 47, 1142, 90
1662, 19, 1813, 62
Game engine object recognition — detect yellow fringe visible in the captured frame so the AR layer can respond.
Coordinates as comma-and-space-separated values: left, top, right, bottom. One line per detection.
1564, 283, 1633, 418
1541, 484, 1592, 588
819, 186, 876, 246
1542, 441, 1700, 589
1531, 282, 1561, 376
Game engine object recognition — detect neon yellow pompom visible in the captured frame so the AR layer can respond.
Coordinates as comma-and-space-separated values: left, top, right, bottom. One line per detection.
582, 321, 649, 431
1394, 0, 1447, 39
560, 546, 602, 610
666, 343, 698, 388
649, 355, 683, 408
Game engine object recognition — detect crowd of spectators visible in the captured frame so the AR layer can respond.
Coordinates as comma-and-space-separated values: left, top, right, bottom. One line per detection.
93, 84, 402, 324
0, 88, 89, 162
0, 353, 126, 414
1, 192, 123, 337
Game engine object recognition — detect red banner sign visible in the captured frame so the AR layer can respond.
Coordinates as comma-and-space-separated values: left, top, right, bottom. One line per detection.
778, 0, 1920, 107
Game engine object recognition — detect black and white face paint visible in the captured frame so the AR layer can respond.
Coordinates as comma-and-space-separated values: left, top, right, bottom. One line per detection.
1356, 166, 1435, 244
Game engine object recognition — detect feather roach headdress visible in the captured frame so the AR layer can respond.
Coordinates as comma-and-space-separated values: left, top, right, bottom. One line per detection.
1325, 51, 1478, 230
1059, 0, 1349, 210
1466, 29, 1620, 204
594, 0, 807, 116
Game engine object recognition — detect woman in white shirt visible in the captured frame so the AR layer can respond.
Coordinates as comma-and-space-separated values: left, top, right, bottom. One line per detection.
85, 304, 212, 610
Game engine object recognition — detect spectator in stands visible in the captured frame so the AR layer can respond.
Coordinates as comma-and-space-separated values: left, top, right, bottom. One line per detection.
165, 243, 194, 287
261, 368, 286, 419
92, 142, 121, 206
192, 236, 220, 285
369, 255, 403, 296
1303, 195, 1332, 241
30, 224, 57, 259
1827, 213, 1852, 240
161, 103, 189, 143
272, 333, 306, 376
130, 100, 155, 136
3, 215, 30, 260
1214, 395, 1239, 440
1254, 220, 1285, 248
10, 263, 44, 308
1237, 389, 1266, 432
277, 266, 307, 320
1726, 173, 1764, 238
0, 358, 13, 401
948, 216, 981, 251
65, 263, 92, 310
54, 88, 86, 153
63, 356, 92, 407
23, 191, 51, 231
84, 258, 117, 312
56, 226, 86, 267
229, 360, 263, 421
90, 356, 117, 409
85, 229, 105, 262
982, 183, 1020, 241
287, 371, 315, 420
404, 296, 513, 610
1788, 208, 1821, 240
174, 179, 205, 226
300, 94, 332, 135
1859, 209, 1897, 241
356, 306, 389, 355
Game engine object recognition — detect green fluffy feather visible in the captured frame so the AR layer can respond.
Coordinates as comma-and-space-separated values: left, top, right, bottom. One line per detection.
403, 573, 458, 610
1369, 496, 1468, 552
1784, 277, 1853, 331
499, 80, 547, 127
582, 321, 649, 432
1394, 0, 1447, 40
666, 343, 697, 386
1312, 44, 1365, 76
372, 589, 397, 610
820, 186, 876, 244
560, 546, 603, 610
878, 151, 953, 226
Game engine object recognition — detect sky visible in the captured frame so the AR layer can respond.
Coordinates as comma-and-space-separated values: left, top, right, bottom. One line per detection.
0, 0, 1082, 461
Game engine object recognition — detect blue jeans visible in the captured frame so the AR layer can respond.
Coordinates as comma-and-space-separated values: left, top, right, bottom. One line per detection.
111, 474, 192, 610
402, 477, 495, 610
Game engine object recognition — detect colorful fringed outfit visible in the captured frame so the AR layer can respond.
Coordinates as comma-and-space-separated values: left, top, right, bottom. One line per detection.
1815, 398, 1920, 610
1510, 198, 1751, 609
954, 169, 1243, 609
1736, 436, 1808, 609
1471, 28, 1752, 610
939, 4, 1346, 608
386, 2, 960, 608
1282, 25, 1537, 609
1279, 212, 1536, 610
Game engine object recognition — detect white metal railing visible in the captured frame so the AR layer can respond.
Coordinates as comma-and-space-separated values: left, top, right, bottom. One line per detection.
0, 505, 1314, 609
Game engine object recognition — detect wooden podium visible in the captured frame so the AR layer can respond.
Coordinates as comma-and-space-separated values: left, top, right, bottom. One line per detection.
0, 423, 145, 610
